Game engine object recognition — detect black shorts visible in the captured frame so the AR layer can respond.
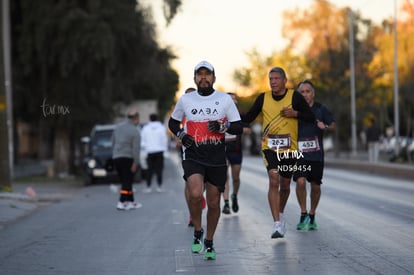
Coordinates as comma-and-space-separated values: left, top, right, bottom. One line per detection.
292, 159, 324, 185
262, 149, 297, 178
182, 160, 227, 193
226, 152, 242, 165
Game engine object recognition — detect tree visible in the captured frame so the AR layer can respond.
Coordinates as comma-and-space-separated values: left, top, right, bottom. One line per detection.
234, 0, 390, 152
11, 0, 181, 175
368, 0, 414, 137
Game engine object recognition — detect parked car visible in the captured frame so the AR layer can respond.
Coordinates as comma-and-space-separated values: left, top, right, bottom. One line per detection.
81, 124, 118, 185
80, 124, 146, 185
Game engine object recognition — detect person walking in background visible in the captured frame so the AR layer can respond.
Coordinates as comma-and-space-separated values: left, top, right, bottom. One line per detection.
141, 113, 169, 193
366, 118, 381, 163
241, 67, 314, 238
168, 61, 243, 260
222, 92, 251, 214
293, 80, 335, 231
112, 110, 142, 210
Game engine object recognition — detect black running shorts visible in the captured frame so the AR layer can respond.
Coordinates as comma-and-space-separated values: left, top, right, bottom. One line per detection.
292, 159, 324, 185
182, 160, 227, 193
262, 149, 297, 178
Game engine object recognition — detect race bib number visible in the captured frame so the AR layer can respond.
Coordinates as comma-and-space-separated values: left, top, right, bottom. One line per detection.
298, 136, 320, 153
267, 134, 291, 150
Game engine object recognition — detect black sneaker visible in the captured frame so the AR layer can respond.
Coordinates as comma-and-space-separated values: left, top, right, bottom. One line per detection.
222, 204, 230, 214
231, 194, 239, 213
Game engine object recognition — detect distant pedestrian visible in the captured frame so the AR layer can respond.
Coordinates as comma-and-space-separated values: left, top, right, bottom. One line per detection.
141, 113, 169, 193
293, 80, 336, 231
366, 118, 381, 163
112, 110, 142, 210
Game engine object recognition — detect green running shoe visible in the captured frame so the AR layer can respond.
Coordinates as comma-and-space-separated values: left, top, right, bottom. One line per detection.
204, 247, 216, 260
222, 203, 230, 214
231, 194, 239, 213
190, 230, 203, 253
296, 214, 310, 230
308, 221, 318, 230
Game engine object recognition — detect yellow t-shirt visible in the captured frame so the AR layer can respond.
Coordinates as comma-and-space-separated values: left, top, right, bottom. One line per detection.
261, 90, 298, 153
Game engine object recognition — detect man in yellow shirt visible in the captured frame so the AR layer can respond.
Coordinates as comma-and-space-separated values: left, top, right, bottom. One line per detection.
242, 67, 314, 238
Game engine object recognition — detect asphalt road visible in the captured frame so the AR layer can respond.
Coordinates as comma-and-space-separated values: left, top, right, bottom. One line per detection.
0, 152, 413, 275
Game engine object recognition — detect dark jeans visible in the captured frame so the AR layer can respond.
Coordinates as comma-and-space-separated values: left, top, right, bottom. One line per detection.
146, 152, 164, 187
114, 157, 135, 202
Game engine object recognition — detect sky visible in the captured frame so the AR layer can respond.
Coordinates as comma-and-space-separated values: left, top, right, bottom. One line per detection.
149, 0, 397, 95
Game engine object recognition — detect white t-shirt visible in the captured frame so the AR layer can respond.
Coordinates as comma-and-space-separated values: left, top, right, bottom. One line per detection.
171, 90, 241, 166
141, 121, 168, 154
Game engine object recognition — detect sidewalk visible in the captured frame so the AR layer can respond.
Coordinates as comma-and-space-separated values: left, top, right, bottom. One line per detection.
0, 179, 82, 229
325, 150, 414, 180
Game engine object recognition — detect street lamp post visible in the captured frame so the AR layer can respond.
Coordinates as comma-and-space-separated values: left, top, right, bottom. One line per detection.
0, 0, 12, 191
393, 0, 400, 156
348, 9, 357, 157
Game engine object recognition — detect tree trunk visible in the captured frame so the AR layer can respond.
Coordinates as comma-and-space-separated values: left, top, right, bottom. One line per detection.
0, 1, 11, 191
53, 126, 70, 176
37, 119, 52, 159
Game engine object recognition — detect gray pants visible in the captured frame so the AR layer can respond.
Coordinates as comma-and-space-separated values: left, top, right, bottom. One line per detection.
368, 141, 380, 162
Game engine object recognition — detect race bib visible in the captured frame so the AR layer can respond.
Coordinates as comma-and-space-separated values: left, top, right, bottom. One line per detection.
298, 136, 320, 153
267, 134, 291, 150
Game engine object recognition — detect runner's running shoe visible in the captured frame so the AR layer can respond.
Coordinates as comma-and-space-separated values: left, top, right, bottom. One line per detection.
222, 203, 230, 214
296, 214, 310, 230
280, 213, 287, 236
308, 221, 318, 230
271, 221, 285, 238
231, 194, 239, 213
191, 229, 204, 253
204, 246, 216, 260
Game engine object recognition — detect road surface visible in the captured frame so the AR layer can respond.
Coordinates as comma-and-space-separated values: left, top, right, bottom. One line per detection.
0, 152, 413, 274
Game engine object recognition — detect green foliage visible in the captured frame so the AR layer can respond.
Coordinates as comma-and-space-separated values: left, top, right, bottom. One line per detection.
233, 0, 414, 150
12, 0, 179, 136
11, 0, 181, 173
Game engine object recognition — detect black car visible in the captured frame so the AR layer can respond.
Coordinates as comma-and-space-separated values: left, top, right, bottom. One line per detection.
81, 124, 145, 185
81, 124, 118, 184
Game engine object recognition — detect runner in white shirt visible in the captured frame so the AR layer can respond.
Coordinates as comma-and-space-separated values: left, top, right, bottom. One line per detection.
168, 61, 243, 260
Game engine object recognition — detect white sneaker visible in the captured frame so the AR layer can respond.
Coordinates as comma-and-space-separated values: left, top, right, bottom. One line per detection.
116, 201, 129, 210
280, 220, 286, 236
128, 201, 142, 209
142, 188, 152, 193
279, 212, 285, 222
280, 213, 287, 236
156, 187, 165, 193
271, 221, 285, 238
